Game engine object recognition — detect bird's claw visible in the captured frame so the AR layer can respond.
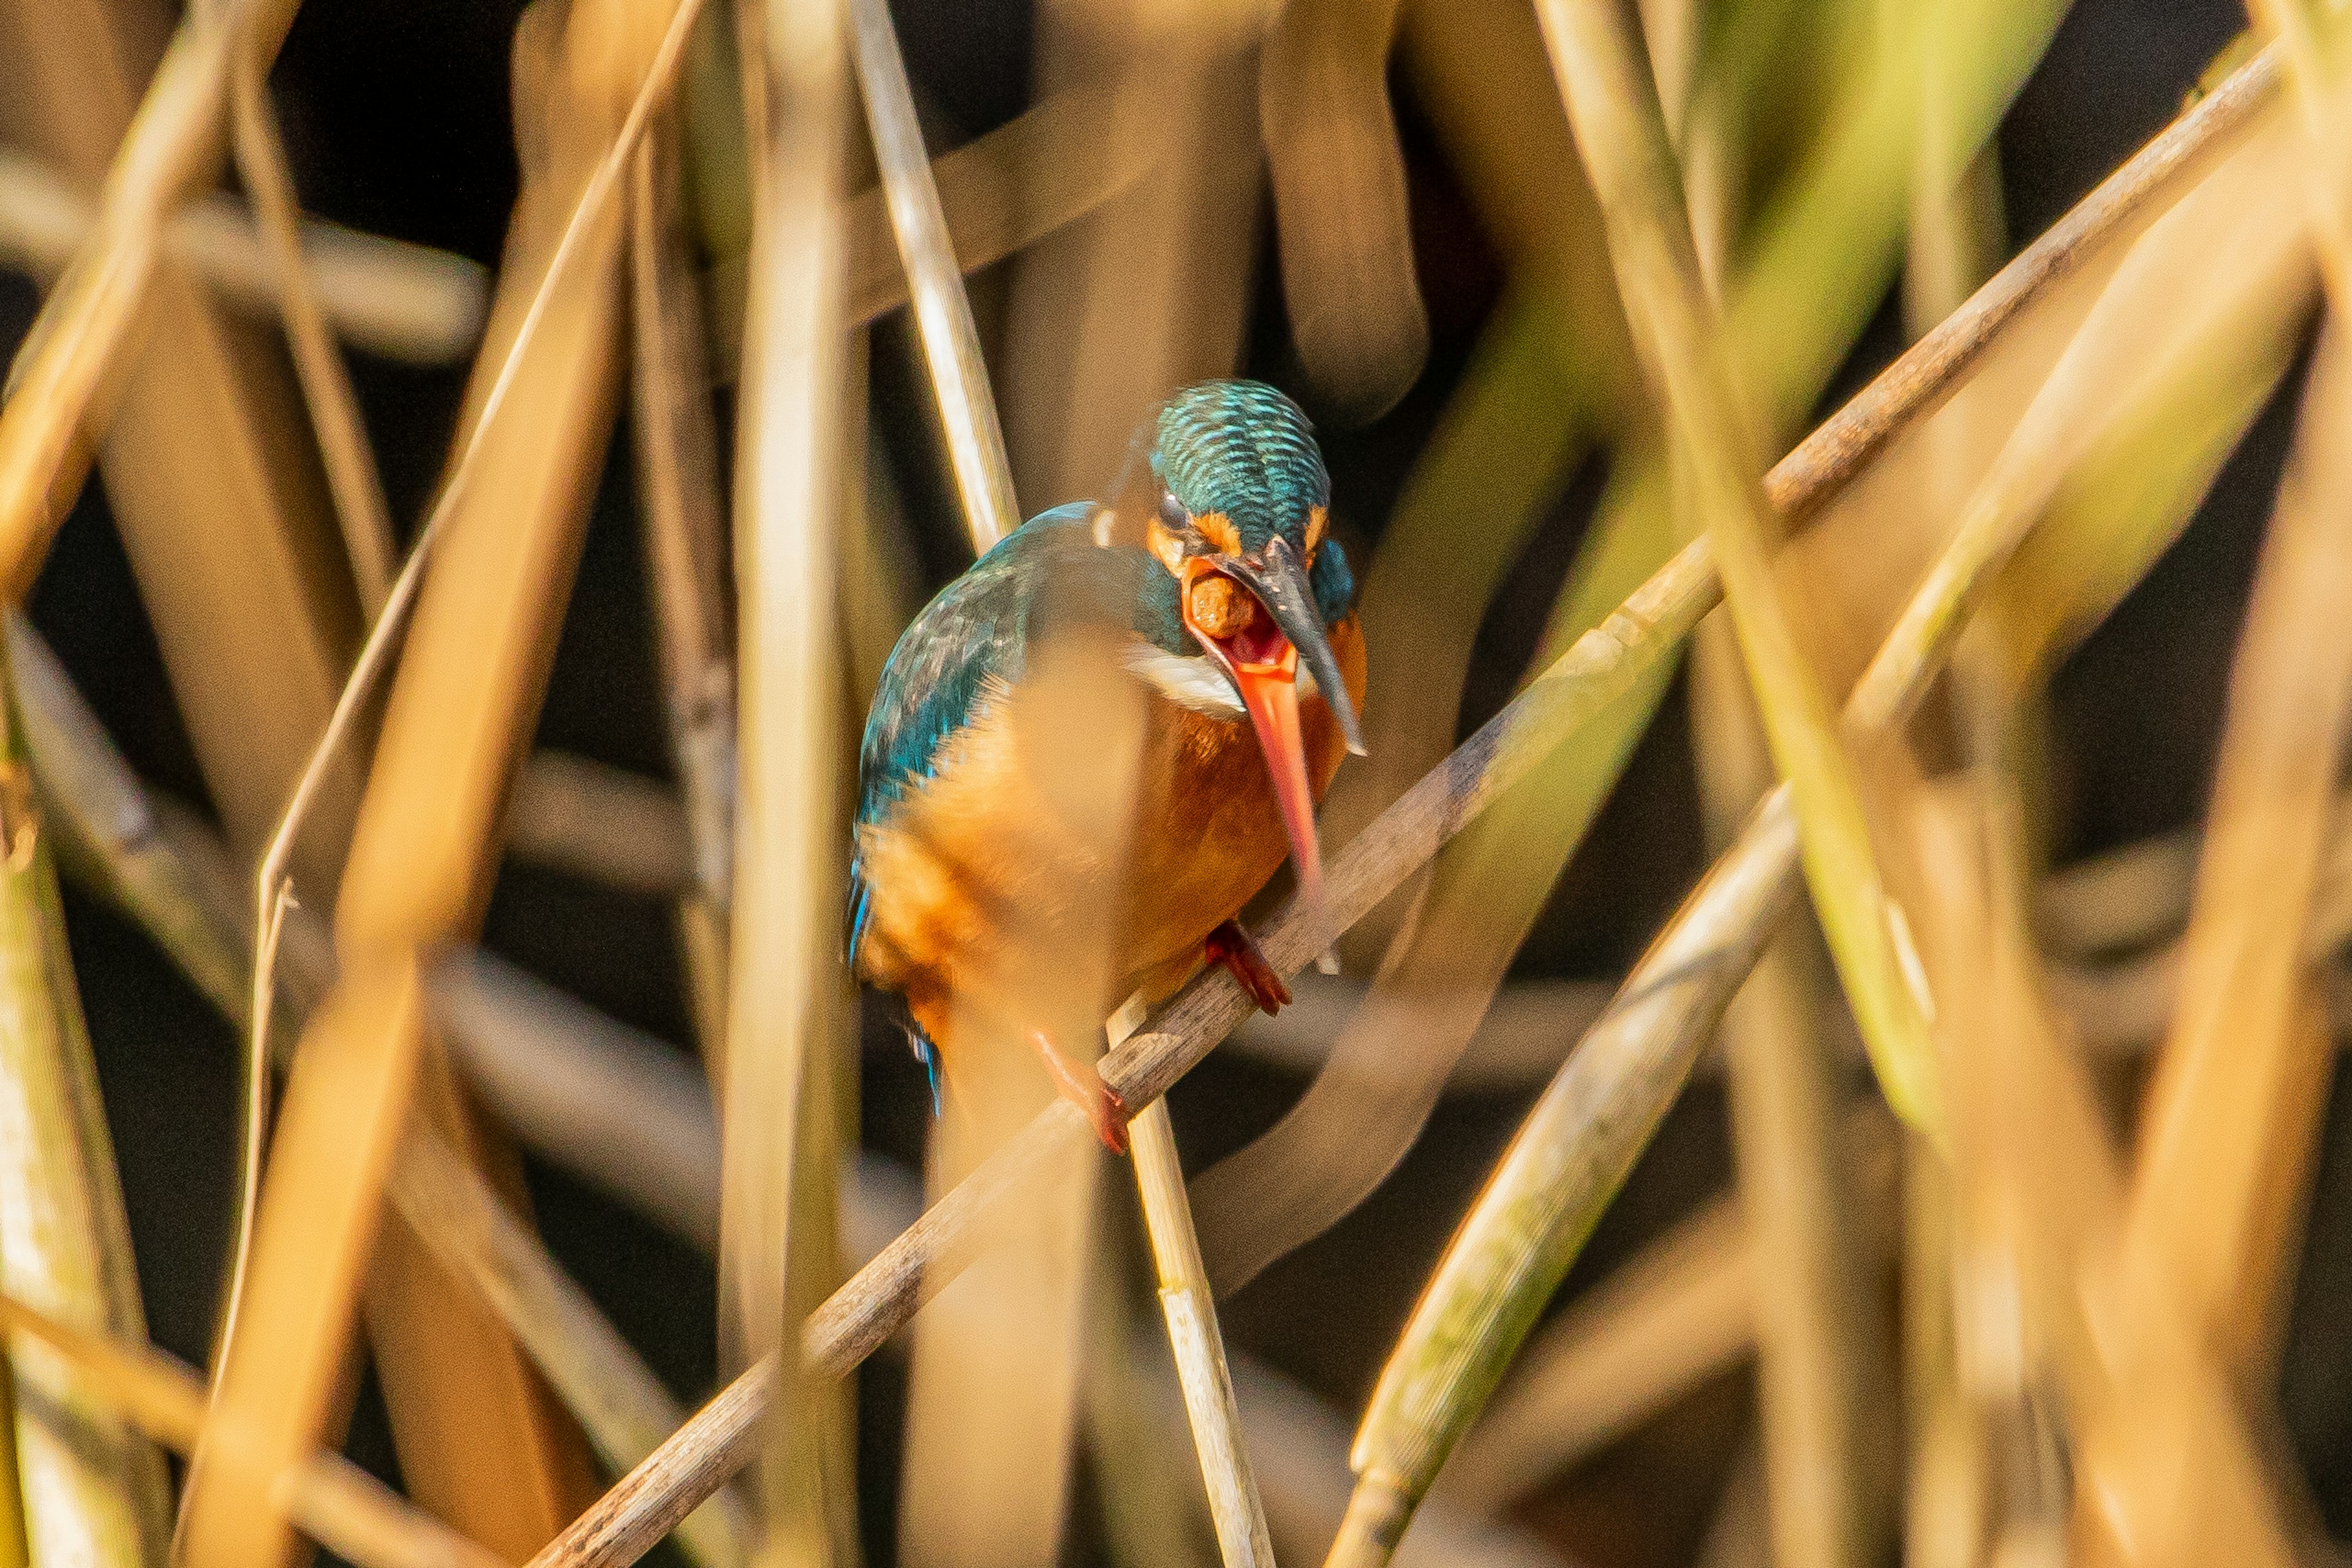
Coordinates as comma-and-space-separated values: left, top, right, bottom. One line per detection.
1028, 1029, 1131, 1155
1207, 919, 1291, 1015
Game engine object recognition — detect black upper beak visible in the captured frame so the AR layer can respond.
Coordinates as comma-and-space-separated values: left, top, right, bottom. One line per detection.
1220, 537, 1366, 756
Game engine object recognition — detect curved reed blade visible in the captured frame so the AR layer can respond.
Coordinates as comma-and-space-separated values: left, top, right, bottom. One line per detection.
211, 13, 401, 1403
511, 47, 2294, 1568
846, 0, 1017, 552
1259, 0, 1425, 421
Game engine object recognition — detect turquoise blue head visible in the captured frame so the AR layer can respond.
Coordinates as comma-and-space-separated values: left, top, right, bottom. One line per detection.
1151, 380, 1332, 559
1129, 379, 1362, 908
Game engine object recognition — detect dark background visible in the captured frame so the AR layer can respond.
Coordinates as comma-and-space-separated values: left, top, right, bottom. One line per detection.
7, 0, 2345, 1564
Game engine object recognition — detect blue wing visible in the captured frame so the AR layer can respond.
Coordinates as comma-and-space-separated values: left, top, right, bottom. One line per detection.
847, 502, 1101, 964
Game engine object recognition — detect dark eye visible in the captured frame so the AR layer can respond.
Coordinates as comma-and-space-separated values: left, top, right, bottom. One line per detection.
1159, 489, 1189, 533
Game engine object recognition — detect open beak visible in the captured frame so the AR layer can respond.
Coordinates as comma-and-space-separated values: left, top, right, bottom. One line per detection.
1181, 536, 1364, 909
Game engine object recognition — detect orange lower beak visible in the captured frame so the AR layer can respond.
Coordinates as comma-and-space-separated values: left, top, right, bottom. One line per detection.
1230, 641, 1325, 910
1182, 559, 1327, 910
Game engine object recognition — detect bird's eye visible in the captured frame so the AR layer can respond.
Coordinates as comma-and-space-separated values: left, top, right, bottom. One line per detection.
1159, 489, 1190, 535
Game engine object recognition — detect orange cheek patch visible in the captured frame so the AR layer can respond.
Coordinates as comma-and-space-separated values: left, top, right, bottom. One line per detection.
1193, 510, 1242, 557
1305, 505, 1327, 556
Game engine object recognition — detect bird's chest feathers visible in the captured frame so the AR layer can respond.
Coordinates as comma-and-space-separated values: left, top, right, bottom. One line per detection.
858, 615, 1363, 987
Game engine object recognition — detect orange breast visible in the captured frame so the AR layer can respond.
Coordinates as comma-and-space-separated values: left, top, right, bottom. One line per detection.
853, 614, 1366, 1060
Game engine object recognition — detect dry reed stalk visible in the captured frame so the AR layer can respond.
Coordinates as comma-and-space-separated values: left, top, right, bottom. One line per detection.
2111, 323, 2352, 1390
846, 0, 1017, 551
625, 122, 736, 1066
0, 1292, 511, 1568
1328, 86, 2316, 1568
1673, 11, 1896, 1559
1688, 687, 1887, 1568
0, 148, 488, 363
905, 15, 1252, 1568
0, 0, 306, 604
1898, 1136, 1982, 1568
9, 618, 246, 1023
0, 630, 168, 1568
1259, 0, 1423, 420
1128, 1089, 1275, 1568
1677, 798, 1883, 1568
2097, 7, 2352, 1405
221, 36, 396, 613
720, 0, 851, 1558
516, 51, 2293, 1567
179, 2, 709, 1562
705, 77, 1162, 375
1079, 1238, 1221, 1568
897, 1057, 1101, 1568
1003, 2, 1259, 502
1196, 0, 2081, 1295
209, 4, 403, 1386
388, 1131, 752, 1568
1896, 56, 2005, 1568
1904, 786, 2296, 1568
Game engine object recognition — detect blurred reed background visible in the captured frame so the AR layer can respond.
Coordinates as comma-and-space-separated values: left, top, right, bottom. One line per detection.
4, 0, 2351, 1566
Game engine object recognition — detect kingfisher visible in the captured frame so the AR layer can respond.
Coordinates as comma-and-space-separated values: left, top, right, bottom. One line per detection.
850, 380, 1366, 1154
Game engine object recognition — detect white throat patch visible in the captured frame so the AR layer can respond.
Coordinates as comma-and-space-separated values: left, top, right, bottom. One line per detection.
1121, 640, 1322, 719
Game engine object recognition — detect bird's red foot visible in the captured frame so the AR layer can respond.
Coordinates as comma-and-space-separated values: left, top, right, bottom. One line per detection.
1207, 919, 1291, 1015
1027, 1028, 1129, 1155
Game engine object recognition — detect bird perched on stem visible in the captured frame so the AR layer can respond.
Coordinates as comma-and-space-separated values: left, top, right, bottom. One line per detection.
850, 380, 1365, 1153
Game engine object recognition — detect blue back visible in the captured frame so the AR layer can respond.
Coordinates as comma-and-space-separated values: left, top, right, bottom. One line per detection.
848, 503, 1164, 960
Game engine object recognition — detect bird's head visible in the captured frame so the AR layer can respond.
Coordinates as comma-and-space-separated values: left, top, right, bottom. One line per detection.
1097, 380, 1365, 908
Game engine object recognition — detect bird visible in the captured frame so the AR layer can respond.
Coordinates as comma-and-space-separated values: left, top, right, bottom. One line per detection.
849, 379, 1366, 1155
